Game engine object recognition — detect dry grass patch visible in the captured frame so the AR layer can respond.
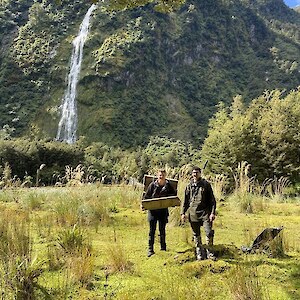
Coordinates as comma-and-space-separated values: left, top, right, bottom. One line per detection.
228, 263, 270, 300
105, 243, 134, 274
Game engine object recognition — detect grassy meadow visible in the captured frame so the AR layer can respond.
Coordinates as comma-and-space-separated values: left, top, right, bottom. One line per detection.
0, 181, 299, 300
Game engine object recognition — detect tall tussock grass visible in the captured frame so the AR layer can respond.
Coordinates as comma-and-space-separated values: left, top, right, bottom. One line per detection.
228, 162, 292, 213
47, 224, 95, 286
228, 263, 270, 300
105, 243, 133, 274
33, 213, 55, 239
66, 247, 95, 286
49, 185, 141, 228
51, 190, 108, 227
0, 209, 46, 299
210, 174, 227, 201
0, 180, 296, 298
264, 176, 291, 202
230, 161, 257, 213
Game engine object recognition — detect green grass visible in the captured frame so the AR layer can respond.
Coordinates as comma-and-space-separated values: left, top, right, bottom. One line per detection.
0, 184, 299, 299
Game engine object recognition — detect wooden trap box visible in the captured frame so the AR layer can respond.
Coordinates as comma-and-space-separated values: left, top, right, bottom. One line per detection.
141, 175, 181, 210
142, 196, 181, 210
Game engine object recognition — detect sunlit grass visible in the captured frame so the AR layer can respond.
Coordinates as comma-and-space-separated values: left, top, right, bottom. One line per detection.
0, 184, 298, 299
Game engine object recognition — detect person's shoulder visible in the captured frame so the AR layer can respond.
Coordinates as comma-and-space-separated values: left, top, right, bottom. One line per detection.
166, 180, 175, 189
148, 181, 156, 189
185, 180, 193, 188
165, 179, 173, 186
201, 178, 212, 187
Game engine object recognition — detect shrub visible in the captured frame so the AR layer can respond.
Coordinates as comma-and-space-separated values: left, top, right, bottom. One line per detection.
57, 224, 89, 255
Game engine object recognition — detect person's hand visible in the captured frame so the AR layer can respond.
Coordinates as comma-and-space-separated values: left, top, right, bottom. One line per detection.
181, 214, 186, 223
209, 213, 215, 222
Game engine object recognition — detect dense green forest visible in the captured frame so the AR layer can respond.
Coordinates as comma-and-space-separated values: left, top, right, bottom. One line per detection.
0, 0, 299, 147
0, 0, 300, 187
0, 86, 300, 187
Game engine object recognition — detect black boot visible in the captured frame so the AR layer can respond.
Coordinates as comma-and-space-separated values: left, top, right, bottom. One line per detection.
148, 236, 155, 257
148, 245, 155, 257
160, 235, 166, 251
196, 246, 207, 260
206, 232, 216, 261
206, 249, 216, 261
194, 236, 206, 260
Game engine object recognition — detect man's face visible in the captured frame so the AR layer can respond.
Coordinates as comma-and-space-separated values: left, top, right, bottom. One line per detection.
192, 169, 201, 181
157, 171, 166, 181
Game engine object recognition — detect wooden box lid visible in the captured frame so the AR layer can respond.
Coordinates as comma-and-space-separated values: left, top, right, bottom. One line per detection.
142, 196, 181, 210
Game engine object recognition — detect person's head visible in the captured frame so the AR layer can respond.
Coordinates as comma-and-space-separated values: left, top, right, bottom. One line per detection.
157, 169, 166, 184
192, 166, 201, 181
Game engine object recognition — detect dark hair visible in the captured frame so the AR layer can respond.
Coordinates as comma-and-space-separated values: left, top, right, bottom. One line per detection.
192, 166, 201, 172
158, 169, 166, 174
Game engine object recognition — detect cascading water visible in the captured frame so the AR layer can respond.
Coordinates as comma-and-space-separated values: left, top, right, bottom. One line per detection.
56, 4, 97, 144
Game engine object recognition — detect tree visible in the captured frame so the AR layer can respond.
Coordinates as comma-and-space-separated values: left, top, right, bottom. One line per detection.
201, 88, 300, 182
59, 0, 185, 12
0, 125, 15, 140
256, 89, 300, 179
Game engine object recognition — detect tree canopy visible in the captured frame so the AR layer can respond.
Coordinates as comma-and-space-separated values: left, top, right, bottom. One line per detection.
201, 89, 300, 182
106, 0, 185, 12
57, 0, 186, 12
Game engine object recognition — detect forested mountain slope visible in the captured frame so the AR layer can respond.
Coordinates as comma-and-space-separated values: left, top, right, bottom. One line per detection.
0, 0, 299, 147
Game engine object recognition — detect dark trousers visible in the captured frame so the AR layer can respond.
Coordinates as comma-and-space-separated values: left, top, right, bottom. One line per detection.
190, 218, 214, 244
148, 219, 167, 250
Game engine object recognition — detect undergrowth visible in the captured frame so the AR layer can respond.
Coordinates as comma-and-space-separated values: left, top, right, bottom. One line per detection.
0, 184, 297, 299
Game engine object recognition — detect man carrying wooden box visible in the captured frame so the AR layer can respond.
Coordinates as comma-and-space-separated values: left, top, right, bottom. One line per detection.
142, 169, 178, 257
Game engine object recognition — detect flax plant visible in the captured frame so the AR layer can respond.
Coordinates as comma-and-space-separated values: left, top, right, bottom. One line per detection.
57, 224, 89, 255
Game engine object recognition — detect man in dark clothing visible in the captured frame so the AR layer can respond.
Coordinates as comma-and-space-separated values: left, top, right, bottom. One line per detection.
181, 166, 216, 260
144, 169, 176, 257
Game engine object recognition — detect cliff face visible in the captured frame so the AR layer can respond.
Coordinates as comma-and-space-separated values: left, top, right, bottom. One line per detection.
1, 0, 300, 147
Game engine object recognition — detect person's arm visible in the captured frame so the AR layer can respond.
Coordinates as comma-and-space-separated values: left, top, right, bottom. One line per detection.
181, 185, 190, 221
144, 182, 154, 199
141, 182, 154, 210
207, 182, 216, 222
167, 181, 176, 197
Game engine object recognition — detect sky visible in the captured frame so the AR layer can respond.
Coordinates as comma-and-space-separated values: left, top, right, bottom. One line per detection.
283, 0, 300, 7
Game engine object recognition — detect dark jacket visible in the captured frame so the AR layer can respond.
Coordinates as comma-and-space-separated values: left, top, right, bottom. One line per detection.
181, 178, 216, 223
144, 180, 176, 222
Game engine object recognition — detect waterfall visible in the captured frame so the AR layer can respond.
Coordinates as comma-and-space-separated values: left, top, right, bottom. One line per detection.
56, 4, 97, 144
